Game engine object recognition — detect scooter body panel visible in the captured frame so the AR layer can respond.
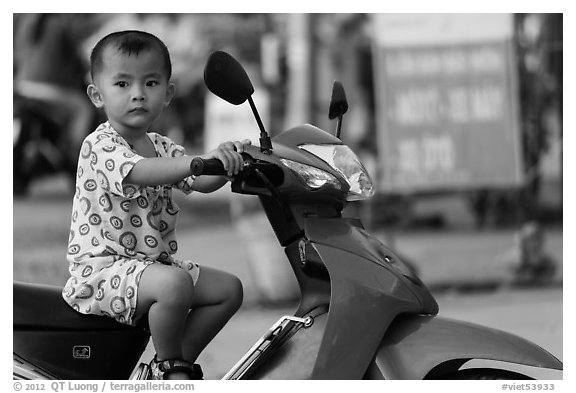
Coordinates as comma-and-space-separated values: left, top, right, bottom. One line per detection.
13, 282, 150, 380
374, 314, 563, 379
303, 217, 439, 314
245, 216, 433, 379
310, 244, 422, 379
297, 217, 438, 378
241, 227, 425, 379
14, 329, 149, 380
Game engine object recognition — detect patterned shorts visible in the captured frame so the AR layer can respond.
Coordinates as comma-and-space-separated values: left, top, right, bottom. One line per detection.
63, 257, 200, 326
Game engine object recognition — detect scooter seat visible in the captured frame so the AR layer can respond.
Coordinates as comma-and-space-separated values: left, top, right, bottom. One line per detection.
13, 281, 140, 331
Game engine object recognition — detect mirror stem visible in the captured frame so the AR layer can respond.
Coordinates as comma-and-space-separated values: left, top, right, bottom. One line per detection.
248, 96, 272, 153
336, 115, 343, 139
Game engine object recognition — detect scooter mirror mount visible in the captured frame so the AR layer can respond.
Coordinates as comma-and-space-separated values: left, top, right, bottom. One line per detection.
328, 81, 348, 139
204, 51, 272, 153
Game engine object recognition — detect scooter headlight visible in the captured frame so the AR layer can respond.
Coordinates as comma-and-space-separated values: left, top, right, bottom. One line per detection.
280, 159, 342, 190
299, 144, 375, 201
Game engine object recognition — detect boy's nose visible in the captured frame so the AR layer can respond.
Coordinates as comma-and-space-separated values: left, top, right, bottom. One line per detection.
131, 86, 146, 101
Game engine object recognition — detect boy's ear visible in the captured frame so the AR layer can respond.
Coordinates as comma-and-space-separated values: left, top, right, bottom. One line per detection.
86, 84, 104, 108
164, 82, 176, 107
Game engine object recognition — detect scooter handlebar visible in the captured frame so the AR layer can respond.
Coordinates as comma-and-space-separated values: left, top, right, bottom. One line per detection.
190, 157, 227, 176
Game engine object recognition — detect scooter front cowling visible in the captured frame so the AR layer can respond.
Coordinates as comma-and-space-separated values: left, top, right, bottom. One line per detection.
303, 217, 439, 315
249, 217, 436, 379
310, 245, 422, 378
232, 217, 430, 379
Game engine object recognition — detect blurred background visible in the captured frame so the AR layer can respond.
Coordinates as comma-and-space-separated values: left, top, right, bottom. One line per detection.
13, 13, 563, 379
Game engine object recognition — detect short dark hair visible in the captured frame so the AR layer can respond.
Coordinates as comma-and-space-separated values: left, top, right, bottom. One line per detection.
90, 30, 172, 81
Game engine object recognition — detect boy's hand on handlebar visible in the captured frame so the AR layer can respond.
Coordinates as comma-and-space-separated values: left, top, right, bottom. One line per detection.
202, 139, 252, 177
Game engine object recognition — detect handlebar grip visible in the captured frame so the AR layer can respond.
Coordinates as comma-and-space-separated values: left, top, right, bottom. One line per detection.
190, 157, 227, 176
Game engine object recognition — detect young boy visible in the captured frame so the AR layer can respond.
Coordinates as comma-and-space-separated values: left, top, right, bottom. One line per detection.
62, 30, 249, 380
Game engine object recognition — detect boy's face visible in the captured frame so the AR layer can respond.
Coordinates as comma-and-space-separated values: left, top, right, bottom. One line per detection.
87, 46, 175, 134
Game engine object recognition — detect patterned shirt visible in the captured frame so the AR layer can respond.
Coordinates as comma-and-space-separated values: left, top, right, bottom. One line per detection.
67, 121, 195, 270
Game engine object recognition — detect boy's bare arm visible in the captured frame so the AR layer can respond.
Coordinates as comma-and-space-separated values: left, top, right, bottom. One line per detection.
125, 156, 194, 187
124, 156, 228, 193
125, 140, 251, 193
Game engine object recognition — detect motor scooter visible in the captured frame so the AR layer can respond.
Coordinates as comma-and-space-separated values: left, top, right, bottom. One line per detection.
13, 51, 563, 380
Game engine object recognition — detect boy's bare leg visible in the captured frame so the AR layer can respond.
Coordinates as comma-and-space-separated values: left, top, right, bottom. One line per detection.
135, 264, 195, 380
181, 266, 243, 362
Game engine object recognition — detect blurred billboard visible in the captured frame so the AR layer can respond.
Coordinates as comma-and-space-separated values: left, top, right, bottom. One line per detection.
372, 14, 524, 193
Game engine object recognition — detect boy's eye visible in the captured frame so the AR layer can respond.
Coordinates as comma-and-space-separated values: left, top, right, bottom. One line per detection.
146, 80, 160, 87
115, 81, 128, 88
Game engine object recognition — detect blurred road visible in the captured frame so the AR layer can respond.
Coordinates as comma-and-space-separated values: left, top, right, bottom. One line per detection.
12, 177, 563, 380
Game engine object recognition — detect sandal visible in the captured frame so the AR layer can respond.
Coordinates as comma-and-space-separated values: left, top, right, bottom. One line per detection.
149, 355, 204, 380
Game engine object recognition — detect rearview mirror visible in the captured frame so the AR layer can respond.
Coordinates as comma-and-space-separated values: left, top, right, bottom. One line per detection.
203, 51, 255, 105
204, 51, 273, 153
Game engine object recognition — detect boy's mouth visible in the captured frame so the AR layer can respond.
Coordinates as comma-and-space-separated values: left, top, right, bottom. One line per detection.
129, 107, 148, 113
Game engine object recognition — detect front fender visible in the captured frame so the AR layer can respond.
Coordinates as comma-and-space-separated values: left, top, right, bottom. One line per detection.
373, 314, 563, 380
